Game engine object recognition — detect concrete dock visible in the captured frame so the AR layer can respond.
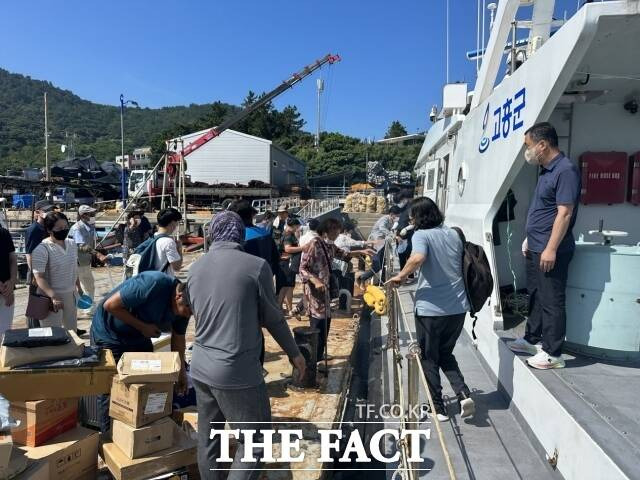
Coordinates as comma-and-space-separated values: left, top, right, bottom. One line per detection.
11, 253, 360, 480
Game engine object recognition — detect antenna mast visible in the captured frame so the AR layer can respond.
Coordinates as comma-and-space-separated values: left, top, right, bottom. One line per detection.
446, 0, 450, 84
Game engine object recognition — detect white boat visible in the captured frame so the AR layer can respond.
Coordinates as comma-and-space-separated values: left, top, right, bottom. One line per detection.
411, 1, 640, 478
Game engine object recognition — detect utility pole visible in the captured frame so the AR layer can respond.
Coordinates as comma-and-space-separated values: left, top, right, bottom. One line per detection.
120, 94, 139, 208
315, 78, 324, 149
44, 92, 49, 180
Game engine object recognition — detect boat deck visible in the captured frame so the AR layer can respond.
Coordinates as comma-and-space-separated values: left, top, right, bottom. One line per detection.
370, 286, 557, 479
500, 322, 640, 479
370, 282, 640, 479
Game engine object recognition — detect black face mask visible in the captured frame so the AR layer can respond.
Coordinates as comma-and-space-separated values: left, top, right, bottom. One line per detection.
52, 229, 69, 240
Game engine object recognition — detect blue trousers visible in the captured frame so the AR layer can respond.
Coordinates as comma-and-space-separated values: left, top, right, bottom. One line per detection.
90, 331, 153, 433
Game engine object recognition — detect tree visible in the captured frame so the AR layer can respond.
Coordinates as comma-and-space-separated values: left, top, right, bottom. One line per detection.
384, 121, 408, 139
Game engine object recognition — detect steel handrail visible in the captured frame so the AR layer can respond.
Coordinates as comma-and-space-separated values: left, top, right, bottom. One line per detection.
296, 196, 340, 220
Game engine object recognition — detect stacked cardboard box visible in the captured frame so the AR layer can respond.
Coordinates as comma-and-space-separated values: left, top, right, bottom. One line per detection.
103, 352, 197, 480
17, 427, 99, 480
0, 329, 118, 479
10, 398, 78, 447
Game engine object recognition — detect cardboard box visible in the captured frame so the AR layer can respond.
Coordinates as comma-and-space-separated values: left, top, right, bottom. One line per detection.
0, 433, 12, 477
0, 330, 84, 369
117, 352, 181, 384
110, 379, 173, 428
171, 406, 197, 432
101, 424, 197, 480
19, 426, 99, 480
11, 398, 78, 447
112, 417, 174, 459
0, 349, 116, 401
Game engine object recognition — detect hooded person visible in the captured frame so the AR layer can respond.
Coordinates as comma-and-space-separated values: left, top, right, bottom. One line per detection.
187, 210, 305, 479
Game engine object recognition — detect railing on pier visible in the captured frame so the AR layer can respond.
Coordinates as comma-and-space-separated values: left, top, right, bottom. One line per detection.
250, 196, 303, 214
295, 196, 341, 220
380, 237, 457, 480
311, 186, 384, 198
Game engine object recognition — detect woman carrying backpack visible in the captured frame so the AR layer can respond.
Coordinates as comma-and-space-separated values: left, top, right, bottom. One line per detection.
388, 197, 475, 421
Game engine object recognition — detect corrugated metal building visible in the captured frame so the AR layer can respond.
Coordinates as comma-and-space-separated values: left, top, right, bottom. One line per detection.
169, 128, 306, 187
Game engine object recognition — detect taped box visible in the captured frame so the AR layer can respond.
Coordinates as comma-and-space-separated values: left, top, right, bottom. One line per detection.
117, 352, 181, 384
0, 349, 116, 401
112, 417, 174, 459
110, 379, 173, 428
18, 426, 99, 480
10, 398, 78, 447
101, 423, 197, 480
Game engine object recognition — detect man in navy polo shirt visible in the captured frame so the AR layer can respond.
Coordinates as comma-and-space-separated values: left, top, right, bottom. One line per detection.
90, 271, 192, 433
509, 122, 581, 370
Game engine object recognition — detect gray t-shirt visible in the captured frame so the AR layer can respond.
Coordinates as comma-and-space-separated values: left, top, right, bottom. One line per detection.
412, 226, 469, 317
187, 241, 300, 389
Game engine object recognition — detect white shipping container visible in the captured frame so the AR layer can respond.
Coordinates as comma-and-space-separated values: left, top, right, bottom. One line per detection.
169, 129, 305, 188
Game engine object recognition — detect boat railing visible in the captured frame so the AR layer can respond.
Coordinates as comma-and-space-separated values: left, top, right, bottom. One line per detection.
381, 237, 457, 480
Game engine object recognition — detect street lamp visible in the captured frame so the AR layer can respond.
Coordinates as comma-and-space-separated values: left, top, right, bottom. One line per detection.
120, 94, 139, 207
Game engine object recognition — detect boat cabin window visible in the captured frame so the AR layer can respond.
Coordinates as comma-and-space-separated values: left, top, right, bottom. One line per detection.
426, 168, 436, 191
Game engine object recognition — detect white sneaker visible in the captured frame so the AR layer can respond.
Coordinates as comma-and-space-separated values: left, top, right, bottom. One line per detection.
435, 412, 450, 422
508, 337, 541, 355
526, 350, 565, 369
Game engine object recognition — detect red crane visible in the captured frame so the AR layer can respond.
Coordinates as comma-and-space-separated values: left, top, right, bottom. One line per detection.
164, 53, 341, 177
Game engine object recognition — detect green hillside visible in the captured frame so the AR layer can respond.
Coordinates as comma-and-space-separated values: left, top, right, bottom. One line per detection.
0, 68, 227, 171
0, 67, 420, 182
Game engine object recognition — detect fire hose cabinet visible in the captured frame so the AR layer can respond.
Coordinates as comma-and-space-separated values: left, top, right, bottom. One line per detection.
580, 152, 628, 204
629, 152, 640, 205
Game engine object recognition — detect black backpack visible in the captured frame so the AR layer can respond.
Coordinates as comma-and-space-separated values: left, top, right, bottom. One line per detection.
452, 227, 494, 340
124, 234, 171, 278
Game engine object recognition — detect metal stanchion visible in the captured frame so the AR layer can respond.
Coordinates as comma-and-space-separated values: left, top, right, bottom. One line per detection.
406, 343, 421, 473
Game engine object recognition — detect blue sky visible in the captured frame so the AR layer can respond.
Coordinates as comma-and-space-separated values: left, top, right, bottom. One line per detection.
0, 0, 579, 140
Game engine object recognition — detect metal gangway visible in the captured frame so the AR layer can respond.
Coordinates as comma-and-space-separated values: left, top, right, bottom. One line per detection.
296, 196, 341, 221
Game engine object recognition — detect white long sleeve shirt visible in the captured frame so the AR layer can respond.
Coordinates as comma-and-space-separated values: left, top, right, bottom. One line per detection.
335, 233, 366, 252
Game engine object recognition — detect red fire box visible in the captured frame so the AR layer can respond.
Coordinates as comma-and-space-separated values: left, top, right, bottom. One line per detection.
629, 153, 640, 205
579, 152, 628, 204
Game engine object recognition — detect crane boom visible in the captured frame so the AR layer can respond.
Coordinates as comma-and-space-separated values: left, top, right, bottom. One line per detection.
171, 53, 340, 162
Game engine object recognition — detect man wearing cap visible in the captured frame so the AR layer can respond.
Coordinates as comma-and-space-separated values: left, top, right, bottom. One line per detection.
69, 205, 98, 319
24, 200, 55, 327
272, 205, 289, 244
